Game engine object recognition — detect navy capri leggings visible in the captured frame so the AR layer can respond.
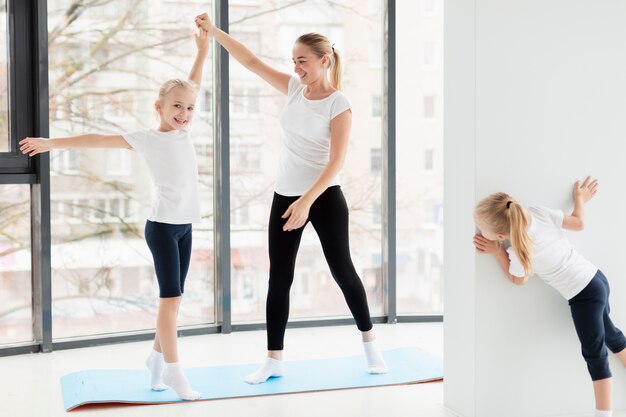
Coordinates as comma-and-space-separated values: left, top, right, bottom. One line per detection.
568, 269, 626, 381
144, 220, 192, 298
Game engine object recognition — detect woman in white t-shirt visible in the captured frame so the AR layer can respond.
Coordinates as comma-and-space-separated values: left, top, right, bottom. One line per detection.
472, 177, 626, 417
19, 26, 210, 401
195, 13, 388, 384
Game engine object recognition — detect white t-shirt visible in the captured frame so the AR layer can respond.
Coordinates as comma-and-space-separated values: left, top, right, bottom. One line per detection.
275, 76, 352, 196
122, 128, 201, 224
507, 206, 597, 300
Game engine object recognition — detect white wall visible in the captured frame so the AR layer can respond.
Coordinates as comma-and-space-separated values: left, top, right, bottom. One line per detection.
444, 1, 626, 416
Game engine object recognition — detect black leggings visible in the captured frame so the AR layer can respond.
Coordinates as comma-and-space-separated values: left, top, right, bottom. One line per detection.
266, 186, 373, 350
144, 220, 192, 298
569, 270, 626, 380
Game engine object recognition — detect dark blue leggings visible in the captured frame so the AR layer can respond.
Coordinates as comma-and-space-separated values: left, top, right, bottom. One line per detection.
266, 186, 373, 351
144, 220, 192, 298
568, 270, 626, 381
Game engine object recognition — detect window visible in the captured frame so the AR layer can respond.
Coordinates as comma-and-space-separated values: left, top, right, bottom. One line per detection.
397, 1, 443, 315
423, 41, 436, 68
372, 94, 382, 118
422, 0, 438, 16
0, 185, 32, 345
424, 95, 435, 119
425, 148, 434, 171
368, 40, 382, 69
371, 148, 382, 173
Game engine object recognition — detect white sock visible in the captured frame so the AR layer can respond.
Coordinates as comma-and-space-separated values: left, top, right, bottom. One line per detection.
363, 340, 388, 374
145, 350, 168, 391
162, 362, 201, 401
244, 357, 284, 385
595, 410, 613, 417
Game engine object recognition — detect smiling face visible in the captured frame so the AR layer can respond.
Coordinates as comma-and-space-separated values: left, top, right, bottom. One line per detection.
292, 42, 328, 85
155, 86, 197, 132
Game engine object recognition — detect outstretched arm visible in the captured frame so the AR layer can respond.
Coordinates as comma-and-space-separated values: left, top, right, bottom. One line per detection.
473, 234, 529, 285
188, 27, 209, 86
563, 176, 598, 231
19, 134, 130, 156
195, 13, 291, 94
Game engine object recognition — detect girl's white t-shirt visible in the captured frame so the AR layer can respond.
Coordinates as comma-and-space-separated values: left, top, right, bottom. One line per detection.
275, 76, 352, 196
507, 206, 597, 300
122, 128, 201, 224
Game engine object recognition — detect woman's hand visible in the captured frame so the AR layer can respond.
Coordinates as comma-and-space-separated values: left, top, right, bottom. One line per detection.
195, 13, 214, 35
281, 197, 313, 231
19, 137, 53, 156
573, 176, 598, 204
473, 234, 500, 255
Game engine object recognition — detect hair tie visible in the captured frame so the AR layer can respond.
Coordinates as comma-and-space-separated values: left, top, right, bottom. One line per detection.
331, 43, 335, 52
506, 201, 513, 209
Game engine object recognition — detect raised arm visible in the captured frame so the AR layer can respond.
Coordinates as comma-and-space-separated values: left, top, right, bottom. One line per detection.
188, 27, 209, 86
563, 176, 598, 231
19, 134, 130, 156
195, 13, 291, 94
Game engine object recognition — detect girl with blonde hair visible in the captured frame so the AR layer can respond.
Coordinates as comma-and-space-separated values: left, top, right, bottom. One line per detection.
20, 25, 211, 401
473, 177, 626, 417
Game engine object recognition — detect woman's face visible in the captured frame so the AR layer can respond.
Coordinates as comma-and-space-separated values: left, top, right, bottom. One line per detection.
291, 42, 328, 85
155, 87, 197, 131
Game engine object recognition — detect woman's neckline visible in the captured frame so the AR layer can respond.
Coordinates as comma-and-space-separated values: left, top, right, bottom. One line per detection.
301, 86, 340, 102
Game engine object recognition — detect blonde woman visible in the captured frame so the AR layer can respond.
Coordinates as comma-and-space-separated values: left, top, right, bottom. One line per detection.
195, 13, 387, 384
19, 26, 211, 401
473, 177, 626, 417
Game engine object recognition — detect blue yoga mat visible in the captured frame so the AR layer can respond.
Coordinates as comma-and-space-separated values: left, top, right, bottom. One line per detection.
61, 347, 443, 411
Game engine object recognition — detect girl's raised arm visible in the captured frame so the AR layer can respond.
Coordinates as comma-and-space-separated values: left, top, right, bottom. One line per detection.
195, 13, 291, 95
19, 134, 130, 157
189, 27, 210, 87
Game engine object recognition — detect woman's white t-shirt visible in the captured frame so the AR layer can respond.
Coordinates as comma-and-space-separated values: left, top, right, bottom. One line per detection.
275, 76, 352, 196
507, 206, 597, 300
122, 128, 201, 224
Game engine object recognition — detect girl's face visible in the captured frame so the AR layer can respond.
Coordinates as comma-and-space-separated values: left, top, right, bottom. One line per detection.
155, 87, 197, 132
475, 222, 508, 242
292, 42, 328, 85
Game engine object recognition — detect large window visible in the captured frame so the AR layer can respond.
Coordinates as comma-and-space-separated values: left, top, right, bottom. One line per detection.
0, 1, 443, 355
396, 0, 443, 314
229, 0, 384, 323
47, 0, 215, 339
0, 185, 32, 344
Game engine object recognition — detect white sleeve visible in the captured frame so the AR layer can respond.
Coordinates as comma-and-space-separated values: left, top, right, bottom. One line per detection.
506, 246, 526, 277
287, 76, 301, 97
534, 206, 564, 229
122, 129, 149, 154
330, 93, 352, 120
547, 207, 564, 229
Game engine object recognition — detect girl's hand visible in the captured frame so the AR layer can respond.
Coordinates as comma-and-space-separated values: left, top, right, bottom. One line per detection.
573, 176, 598, 204
195, 13, 214, 35
19, 137, 53, 156
281, 198, 312, 231
473, 234, 500, 255
195, 26, 209, 56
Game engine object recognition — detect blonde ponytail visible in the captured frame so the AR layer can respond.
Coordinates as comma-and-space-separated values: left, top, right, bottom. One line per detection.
330, 47, 342, 90
507, 202, 533, 277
